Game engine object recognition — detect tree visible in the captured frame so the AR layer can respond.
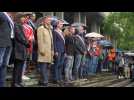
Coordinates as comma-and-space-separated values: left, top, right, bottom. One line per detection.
101, 12, 134, 50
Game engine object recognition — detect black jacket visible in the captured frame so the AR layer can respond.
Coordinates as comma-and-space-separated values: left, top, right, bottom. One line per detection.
74, 35, 87, 55
0, 12, 12, 47
14, 23, 29, 61
65, 35, 75, 56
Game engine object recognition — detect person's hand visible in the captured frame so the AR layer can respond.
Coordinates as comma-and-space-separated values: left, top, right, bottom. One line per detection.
64, 53, 67, 57
55, 52, 58, 57
84, 51, 87, 55
40, 52, 45, 56
52, 51, 54, 57
47, 64, 51, 69
26, 43, 30, 48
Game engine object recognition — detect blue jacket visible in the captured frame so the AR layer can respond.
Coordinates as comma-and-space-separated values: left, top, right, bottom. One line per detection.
53, 30, 65, 53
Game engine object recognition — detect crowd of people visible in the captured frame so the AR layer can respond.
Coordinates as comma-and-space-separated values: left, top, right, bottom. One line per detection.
0, 12, 132, 87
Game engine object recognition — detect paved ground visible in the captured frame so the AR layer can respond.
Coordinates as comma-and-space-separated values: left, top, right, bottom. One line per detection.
6, 67, 134, 87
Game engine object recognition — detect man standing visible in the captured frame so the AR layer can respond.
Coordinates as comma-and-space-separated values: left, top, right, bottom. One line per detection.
53, 19, 65, 84
73, 25, 87, 80
64, 26, 76, 82
0, 12, 14, 87
37, 16, 54, 87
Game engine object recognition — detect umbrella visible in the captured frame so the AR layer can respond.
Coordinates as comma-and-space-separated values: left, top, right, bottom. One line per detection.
71, 23, 87, 27
51, 16, 69, 24
85, 32, 104, 38
124, 53, 134, 57
23, 12, 33, 15
99, 40, 112, 46
116, 48, 123, 53
60, 19, 69, 25
51, 17, 69, 26
51, 16, 58, 27
98, 40, 113, 49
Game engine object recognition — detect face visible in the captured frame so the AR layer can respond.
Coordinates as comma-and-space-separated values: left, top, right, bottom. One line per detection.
31, 15, 36, 21
57, 20, 64, 29
69, 27, 75, 34
79, 26, 84, 33
43, 16, 52, 25
20, 16, 26, 23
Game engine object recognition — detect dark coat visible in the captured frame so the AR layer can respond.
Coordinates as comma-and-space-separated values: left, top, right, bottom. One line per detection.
14, 23, 29, 61
65, 35, 75, 56
74, 34, 87, 55
53, 30, 65, 53
0, 12, 12, 47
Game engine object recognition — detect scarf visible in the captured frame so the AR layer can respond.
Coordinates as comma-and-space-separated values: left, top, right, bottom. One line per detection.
23, 23, 34, 54
76, 34, 85, 47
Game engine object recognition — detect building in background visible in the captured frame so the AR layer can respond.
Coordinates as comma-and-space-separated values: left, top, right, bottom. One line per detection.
35, 12, 104, 33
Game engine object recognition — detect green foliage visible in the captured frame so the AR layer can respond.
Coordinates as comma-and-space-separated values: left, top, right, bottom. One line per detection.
101, 12, 134, 50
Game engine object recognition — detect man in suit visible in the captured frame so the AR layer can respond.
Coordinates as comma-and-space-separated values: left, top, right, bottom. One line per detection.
52, 19, 65, 84
0, 12, 14, 87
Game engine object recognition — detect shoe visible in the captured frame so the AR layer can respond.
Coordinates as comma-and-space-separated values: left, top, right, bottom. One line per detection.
83, 78, 88, 81
11, 83, 24, 87
118, 76, 121, 79
22, 75, 30, 80
42, 83, 48, 87
18, 83, 25, 87
11, 83, 21, 87
52, 80, 60, 84
60, 80, 64, 83
120, 76, 124, 79
64, 80, 71, 83
38, 81, 48, 87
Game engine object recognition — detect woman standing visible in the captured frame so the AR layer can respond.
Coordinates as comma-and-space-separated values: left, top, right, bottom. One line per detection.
22, 14, 34, 80
12, 13, 30, 87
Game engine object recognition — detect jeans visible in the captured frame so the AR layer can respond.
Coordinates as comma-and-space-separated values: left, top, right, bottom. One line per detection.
53, 53, 64, 81
97, 60, 102, 73
73, 54, 82, 80
79, 55, 87, 78
108, 61, 113, 72
85, 57, 92, 75
38, 62, 50, 84
91, 56, 98, 74
22, 61, 27, 76
65, 56, 74, 81
103, 59, 108, 71
79, 65, 87, 78
0, 47, 12, 87
12, 59, 25, 85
